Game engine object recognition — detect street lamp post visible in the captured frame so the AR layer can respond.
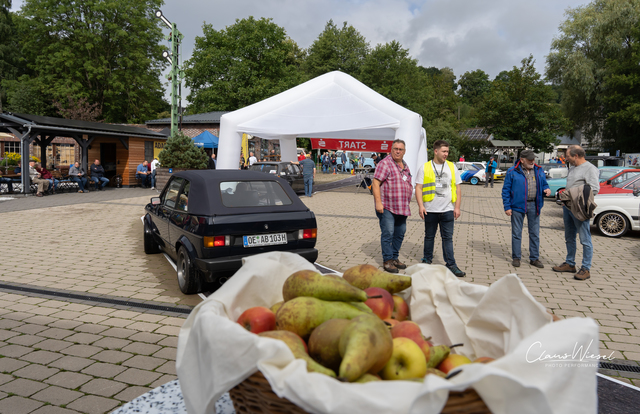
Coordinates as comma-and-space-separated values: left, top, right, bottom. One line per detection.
155, 10, 184, 138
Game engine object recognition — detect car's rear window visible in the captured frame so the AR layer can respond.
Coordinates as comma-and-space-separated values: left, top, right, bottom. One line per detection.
220, 180, 293, 207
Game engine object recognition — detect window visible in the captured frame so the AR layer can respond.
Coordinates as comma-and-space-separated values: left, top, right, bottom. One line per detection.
4, 142, 20, 153
144, 141, 154, 163
220, 180, 292, 207
53, 144, 74, 167
162, 178, 184, 209
611, 172, 640, 186
176, 181, 190, 212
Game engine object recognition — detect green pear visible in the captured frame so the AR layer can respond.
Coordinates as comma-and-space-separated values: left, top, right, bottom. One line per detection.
427, 343, 463, 369
276, 297, 368, 340
283, 270, 369, 302
338, 314, 393, 382
270, 301, 284, 315
259, 330, 336, 377
342, 264, 412, 294
354, 373, 382, 383
308, 319, 352, 372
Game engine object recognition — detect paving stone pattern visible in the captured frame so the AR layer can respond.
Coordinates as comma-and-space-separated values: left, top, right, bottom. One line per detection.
0, 177, 639, 413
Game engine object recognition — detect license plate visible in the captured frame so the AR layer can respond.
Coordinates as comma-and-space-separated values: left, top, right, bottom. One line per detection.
243, 233, 287, 248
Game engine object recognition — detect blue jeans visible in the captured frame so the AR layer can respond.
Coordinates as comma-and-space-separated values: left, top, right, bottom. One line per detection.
376, 209, 407, 262
0, 177, 13, 192
304, 176, 313, 197
91, 176, 109, 189
136, 174, 150, 187
511, 201, 540, 261
423, 210, 456, 267
563, 206, 593, 270
71, 176, 87, 191
47, 179, 60, 192
151, 170, 156, 188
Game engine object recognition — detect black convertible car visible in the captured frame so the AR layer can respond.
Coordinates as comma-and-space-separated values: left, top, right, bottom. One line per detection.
143, 170, 318, 294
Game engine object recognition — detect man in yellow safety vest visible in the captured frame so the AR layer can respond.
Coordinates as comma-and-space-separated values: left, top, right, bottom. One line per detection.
414, 140, 465, 277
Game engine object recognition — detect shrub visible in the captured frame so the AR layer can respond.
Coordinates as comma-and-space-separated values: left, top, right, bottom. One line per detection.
158, 132, 208, 169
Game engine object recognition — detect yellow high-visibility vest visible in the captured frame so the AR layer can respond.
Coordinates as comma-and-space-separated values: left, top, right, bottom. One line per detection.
422, 161, 457, 203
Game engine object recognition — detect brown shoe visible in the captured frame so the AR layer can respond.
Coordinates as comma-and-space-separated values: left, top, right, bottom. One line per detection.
530, 260, 544, 268
512, 258, 521, 267
36, 192, 43, 197
393, 259, 407, 269
383, 260, 398, 273
552, 262, 577, 273
574, 268, 590, 280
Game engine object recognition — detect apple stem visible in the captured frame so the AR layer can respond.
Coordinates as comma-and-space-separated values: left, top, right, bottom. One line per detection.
367, 295, 383, 299
450, 343, 464, 349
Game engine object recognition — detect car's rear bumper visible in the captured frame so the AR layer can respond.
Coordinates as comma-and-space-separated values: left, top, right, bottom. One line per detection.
193, 248, 319, 275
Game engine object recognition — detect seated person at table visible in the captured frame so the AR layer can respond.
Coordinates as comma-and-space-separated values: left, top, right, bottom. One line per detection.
0, 167, 21, 193
69, 161, 89, 193
29, 160, 50, 197
36, 163, 59, 194
136, 160, 151, 188
90, 159, 109, 190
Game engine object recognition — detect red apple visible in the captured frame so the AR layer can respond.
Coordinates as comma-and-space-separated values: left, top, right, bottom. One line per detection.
391, 295, 410, 321
364, 287, 394, 319
437, 354, 472, 374
390, 321, 431, 361
237, 306, 276, 334
383, 318, 399, 327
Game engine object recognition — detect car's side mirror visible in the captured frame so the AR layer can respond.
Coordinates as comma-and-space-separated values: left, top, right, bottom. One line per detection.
151, 197, 161, 205
633, 186, 640, 197
606, 180, 612, 185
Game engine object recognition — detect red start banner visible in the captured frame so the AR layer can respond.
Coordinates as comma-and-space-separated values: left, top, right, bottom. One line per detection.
309, 138, 391, 153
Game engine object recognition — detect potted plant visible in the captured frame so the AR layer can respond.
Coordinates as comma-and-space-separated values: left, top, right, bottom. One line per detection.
156, 132, 208, 189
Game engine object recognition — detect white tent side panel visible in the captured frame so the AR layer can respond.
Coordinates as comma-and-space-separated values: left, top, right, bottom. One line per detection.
217, 71, 427, 184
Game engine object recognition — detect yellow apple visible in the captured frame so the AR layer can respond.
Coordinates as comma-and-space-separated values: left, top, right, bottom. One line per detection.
380, 337, 427, 380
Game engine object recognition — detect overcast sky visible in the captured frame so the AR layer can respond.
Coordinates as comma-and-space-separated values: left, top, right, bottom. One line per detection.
11, 0, 588, 93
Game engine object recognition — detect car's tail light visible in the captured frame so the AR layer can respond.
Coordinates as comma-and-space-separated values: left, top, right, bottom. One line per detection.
299, 228, 317, 239
204, 236, 230, 247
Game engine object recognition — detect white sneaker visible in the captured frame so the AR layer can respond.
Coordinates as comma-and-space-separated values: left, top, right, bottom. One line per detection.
151, 187, 155, 190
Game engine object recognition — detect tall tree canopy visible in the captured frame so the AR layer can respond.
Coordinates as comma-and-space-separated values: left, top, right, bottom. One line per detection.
457, 69, 491, 106
6, 0, 167, 123
303, 20, 369, 78
185, 16, 305, 113
0, 0, 20, 112
546, 0, 640, 148
478, 55, 569, 152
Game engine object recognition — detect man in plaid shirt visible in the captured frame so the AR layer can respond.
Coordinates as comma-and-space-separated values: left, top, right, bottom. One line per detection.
372, 139, 413, 273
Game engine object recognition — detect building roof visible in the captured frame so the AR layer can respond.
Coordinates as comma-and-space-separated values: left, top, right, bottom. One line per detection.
145, 111, 230, 125
488, 140, 524, 148
0, 112, 168, 139
459, 127, 493, 141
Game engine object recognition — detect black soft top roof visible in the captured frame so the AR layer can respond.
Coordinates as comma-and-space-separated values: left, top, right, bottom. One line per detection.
168, 170, 308, 216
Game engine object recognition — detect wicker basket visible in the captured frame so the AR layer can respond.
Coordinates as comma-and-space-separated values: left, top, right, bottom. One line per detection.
229, 371, 490, 414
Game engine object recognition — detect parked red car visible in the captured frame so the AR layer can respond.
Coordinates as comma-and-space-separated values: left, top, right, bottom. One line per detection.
599, 172, 640, 195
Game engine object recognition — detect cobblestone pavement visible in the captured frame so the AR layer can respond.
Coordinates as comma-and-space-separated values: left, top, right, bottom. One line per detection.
0, 177, 639, 413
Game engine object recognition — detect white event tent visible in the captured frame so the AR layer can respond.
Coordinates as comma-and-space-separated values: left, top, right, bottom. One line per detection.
216, 71, 428, 184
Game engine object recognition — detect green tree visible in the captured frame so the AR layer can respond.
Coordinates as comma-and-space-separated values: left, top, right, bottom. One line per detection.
477, 55, 570, 152
600, 25, 640, 153
185, 17, 305, 113
457, 69, 491, 105
0, 0, 20, 111
158, 132, 208, 169
3, 75, 55, 115
546, 0, 640, 146
358, 41, 429, 114
13, 0, 167, 122
303, 20, 369, 78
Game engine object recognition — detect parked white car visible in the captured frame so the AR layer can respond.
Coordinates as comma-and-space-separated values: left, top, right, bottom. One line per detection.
455, 162, 486, 185
591, 187, 640, 237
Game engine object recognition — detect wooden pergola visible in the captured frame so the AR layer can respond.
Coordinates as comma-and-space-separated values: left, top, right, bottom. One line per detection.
0, 112, 168, 194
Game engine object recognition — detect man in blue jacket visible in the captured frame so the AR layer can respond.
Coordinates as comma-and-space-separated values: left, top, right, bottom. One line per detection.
485, 156, 497, 188
502, 150, 551, 268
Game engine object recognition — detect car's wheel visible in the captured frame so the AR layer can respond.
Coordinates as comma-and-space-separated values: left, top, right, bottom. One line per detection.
177, 245, 200, 294
470, 177, 479, 185
364, 166, 372, 173
143, 222, 160, 254
597, 212, 629, 238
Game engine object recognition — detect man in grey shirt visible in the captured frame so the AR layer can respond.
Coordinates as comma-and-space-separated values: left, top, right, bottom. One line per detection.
552, 145, 600, 280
